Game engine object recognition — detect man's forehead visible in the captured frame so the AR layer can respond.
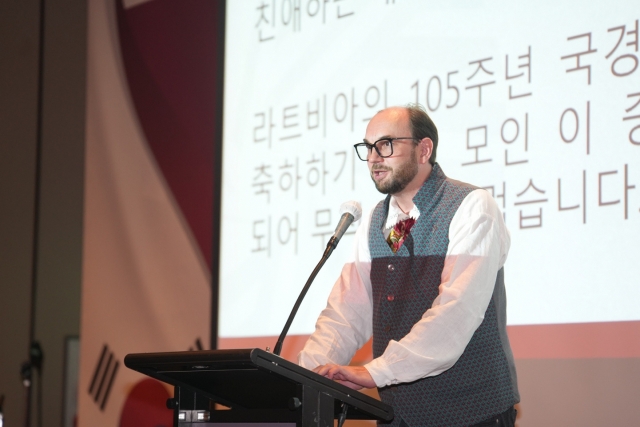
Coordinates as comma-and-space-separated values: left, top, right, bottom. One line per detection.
364, 108, 410, 141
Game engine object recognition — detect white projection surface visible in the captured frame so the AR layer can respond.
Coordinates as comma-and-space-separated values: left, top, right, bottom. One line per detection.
220, 1, 640, 339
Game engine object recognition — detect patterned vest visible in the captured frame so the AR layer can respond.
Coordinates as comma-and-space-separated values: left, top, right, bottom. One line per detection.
369, 164, 519, 427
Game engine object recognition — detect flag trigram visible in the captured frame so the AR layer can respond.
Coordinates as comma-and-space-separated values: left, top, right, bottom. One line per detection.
88, 344, 119, 411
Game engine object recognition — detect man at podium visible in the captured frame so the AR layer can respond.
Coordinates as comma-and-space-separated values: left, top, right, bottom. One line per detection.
298, 105, 520, 427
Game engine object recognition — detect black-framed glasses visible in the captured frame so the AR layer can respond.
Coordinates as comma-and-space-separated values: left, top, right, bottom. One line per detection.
353, 137, 419, 161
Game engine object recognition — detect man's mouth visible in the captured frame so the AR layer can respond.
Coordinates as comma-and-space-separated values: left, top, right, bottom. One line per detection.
372, 168, 390, 181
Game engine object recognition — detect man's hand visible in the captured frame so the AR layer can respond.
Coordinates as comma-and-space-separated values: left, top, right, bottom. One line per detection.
312, 364, 376, 390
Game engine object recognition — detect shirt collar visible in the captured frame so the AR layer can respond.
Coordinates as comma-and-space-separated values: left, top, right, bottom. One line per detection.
384, 196, 420, 230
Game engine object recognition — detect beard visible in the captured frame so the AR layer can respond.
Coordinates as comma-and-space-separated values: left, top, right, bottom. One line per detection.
370, 150, 419, 194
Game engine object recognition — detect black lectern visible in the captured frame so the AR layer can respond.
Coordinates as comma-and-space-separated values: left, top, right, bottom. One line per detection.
125, 348, 393, 427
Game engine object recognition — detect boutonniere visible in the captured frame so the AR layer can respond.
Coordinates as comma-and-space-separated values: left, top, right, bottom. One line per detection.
387, 218, 416, 253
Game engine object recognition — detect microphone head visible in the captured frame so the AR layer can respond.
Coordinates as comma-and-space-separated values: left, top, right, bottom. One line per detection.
340, 200, 362, 222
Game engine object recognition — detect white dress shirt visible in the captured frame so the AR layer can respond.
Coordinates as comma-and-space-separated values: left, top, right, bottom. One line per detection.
298, 188, 510, 388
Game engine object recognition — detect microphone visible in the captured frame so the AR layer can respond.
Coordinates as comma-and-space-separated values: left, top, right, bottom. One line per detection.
324, 201, 362, 257
273, 201, 362, 356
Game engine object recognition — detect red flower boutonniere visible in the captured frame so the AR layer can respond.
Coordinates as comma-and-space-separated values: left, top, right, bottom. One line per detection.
386, 217, 416, 253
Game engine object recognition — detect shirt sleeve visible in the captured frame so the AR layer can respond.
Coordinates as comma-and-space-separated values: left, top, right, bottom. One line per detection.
364, 189, 511, 386
298, 207, 376, 369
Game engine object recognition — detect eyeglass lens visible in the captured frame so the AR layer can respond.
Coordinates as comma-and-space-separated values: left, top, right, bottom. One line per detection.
356, 139, 393, 160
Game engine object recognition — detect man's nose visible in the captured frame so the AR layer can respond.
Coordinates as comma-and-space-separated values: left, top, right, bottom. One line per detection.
368, 148, 383, 163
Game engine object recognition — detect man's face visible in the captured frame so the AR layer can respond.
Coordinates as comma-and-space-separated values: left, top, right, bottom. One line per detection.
364, 109, 419, 195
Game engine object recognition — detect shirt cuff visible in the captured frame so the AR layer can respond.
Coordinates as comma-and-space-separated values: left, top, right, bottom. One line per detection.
364, 356, 397, 387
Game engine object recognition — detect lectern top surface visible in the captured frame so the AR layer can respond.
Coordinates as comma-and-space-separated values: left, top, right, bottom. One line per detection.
124, 348, 393, 421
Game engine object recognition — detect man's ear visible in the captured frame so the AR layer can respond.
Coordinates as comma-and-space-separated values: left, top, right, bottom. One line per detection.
419, 138, 433, 164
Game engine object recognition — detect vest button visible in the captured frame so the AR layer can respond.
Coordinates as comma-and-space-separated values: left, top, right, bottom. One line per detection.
387, 295, 394, 301
384, 326, 391, 332
387, 264, 395, 272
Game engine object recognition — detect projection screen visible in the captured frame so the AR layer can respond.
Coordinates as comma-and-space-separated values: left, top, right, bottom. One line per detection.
219, 0, 640, 343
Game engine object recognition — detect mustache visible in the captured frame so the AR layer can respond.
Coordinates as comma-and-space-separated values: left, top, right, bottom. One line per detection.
371, 165, 392, 171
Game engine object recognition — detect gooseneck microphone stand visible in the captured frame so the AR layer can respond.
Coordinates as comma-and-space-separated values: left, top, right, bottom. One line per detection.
272, 233, 342, 357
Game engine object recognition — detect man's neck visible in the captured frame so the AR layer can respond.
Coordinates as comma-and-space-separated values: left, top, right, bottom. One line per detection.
393, 196, 415, 215
392, 164, 432, 213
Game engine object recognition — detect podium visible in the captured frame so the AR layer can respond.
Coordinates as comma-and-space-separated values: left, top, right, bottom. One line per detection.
124, 348, 393, 427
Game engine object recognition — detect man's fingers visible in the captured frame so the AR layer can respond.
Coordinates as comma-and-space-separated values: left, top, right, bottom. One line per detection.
312, 364, 375, 389
312, 364, 336, 378
335, 379, 364, 390
327, 367, 350, 381
312, 365, 327, 375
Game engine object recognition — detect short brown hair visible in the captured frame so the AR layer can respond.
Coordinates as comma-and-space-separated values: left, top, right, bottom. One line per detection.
406, 104, 438, 165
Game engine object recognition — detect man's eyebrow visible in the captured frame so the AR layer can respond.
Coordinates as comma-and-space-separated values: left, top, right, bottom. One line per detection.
363, 135, 392, 144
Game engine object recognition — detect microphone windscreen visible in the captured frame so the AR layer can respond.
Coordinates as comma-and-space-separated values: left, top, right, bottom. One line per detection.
339, 200, 362, 222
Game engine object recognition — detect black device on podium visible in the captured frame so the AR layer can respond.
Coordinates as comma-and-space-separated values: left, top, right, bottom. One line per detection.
124, 348, 393, 427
